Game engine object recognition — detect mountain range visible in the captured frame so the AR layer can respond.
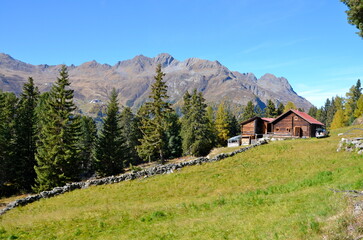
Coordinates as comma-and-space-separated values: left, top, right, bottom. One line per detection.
0, 53, 312, 111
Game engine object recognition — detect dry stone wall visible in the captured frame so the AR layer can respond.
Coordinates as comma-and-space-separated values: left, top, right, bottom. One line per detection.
0, 139, 268, 216
337, 137, 363, 154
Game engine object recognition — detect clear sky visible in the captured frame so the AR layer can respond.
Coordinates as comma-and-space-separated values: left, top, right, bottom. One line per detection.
1, 0, 362, 107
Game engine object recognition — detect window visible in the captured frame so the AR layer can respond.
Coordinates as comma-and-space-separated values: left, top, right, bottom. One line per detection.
275, 127, 280, 132
294, 116, 298, 120
286, 127, 291, 132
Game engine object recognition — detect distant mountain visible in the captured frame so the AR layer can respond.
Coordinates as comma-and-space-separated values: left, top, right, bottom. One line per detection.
0, 53, 313, 110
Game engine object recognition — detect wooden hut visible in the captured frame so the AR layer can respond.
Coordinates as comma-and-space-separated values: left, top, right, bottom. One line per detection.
270, 109, 324, 138
240, 117, 275, 143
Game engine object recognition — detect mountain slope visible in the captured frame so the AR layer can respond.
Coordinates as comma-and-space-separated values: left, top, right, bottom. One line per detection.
0, 53, 312, 110
0, 126, 361, 239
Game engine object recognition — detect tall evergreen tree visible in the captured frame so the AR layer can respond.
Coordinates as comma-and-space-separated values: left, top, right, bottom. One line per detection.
137, 64, 172, 163
242, 101, 255, 121
95, 88, 124, 176
164, 112, 183, 159
308, 106, 318, 118
265, 99, 277, 118
13, 77, 39, 191
0, 92, 18, 196
181, 90, 214, 156
79, 116, 97, 177
34, 65, 81, 192
215, 103, 230, 146
120, 107, 142, 166
276, 102, 285, 116
227, 112, 240, 137
345, 80, 362, 125
206, 105, 217, 147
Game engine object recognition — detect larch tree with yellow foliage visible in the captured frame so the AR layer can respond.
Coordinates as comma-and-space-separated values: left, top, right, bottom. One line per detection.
330, 109, 346, 129
284, 101, 297, 112
215, 103, 230, 146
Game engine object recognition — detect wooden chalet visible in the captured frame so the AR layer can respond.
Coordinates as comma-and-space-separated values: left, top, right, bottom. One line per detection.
240, 117, 275, 144
270, 109, 324, 138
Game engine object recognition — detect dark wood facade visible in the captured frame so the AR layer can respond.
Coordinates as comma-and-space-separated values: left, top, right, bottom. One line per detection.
240, 110, 325, 139
271, 109, 324, 138
240, 117, 274, 138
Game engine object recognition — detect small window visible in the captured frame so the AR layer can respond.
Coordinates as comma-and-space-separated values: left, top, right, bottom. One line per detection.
294, 116, 298, 120
275, 127, 280, 132
286, 127, 291, 132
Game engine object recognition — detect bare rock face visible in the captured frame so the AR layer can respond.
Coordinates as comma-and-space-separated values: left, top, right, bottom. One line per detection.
0, 53, 313, 110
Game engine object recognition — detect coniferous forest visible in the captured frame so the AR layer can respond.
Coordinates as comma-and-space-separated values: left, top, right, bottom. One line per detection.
1, 63, 361, 196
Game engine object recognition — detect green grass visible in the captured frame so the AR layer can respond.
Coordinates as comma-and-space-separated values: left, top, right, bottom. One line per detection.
1, 126, 363, 239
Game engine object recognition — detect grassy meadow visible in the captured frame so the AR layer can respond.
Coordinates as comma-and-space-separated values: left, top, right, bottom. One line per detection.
1, 126, 363, 239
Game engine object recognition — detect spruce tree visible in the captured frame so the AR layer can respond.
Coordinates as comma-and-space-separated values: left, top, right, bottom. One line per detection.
0, 92, 17, 196
215, 103, 230, 146
120, 107, 142, 166
79, 116, 97, 177
276, 102, 285, 116
242, 101, 255, 121
227, 112, 240, 137
34, 65, 81, 192
265, 99, 276, 117
308, 106, 318, 118
137, 64, 172, 163
164, 112, 183, 159
14, 77, 39, 191
181, 90, 214, 156
95, 88, 124, 177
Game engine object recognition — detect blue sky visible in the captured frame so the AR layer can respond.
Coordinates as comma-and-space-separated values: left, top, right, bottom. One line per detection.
1, 0, 362, 107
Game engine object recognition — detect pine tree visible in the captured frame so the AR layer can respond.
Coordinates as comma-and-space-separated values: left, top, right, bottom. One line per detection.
13, 77, 39, 191
255, 104, 264, 117
181, 90, 214, 156
164, 112, 183, 159
215, 103, 230, 146
276, 102, 285, 116
137, 64, 172, 163
265, 100, 276, 117
0, 92, 18, 196
227, 112, 240, 137
242, 101, 255, 120
326, 97, 337, 128
120, 107, 142, 166
206, 105, 217, 147
308, 106, 318, 118
95, 88, 124, 177
284, 101, 297, 112
79, 116, 97, 177
34, 65, 81, 192
345, 80, 362, 125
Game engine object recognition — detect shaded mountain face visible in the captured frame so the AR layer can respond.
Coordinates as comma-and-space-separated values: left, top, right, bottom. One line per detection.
0, 53, 312, 110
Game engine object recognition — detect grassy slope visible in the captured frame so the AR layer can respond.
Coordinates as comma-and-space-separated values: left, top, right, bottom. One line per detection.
1, 127, 363, 239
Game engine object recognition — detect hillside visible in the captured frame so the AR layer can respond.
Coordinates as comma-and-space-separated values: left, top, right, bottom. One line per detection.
1, 127, 363, 239
0, 53, 312, 110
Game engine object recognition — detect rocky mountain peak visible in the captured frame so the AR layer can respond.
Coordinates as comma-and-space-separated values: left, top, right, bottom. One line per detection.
257, 73, 295, 93
153, 53, 176, 67
0, 53, 313, 110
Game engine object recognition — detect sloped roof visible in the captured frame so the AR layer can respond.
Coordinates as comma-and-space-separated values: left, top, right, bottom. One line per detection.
261, 117, 275, 122
271, 109, 324, 126
240, 116, 275, 125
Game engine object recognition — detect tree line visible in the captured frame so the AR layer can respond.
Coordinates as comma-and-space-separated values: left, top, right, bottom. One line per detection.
0, 64, 244, 196
307, 79, 362, 129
